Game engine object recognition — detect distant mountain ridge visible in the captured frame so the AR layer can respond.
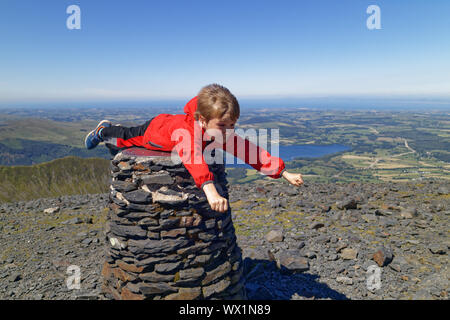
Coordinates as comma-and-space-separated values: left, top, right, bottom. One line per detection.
0, 156, 109, 203
0, 138, 110, 166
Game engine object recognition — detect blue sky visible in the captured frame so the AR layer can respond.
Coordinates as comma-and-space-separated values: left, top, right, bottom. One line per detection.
0, 0, 449, 106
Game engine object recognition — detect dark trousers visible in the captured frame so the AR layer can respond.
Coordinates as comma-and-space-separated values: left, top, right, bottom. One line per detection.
102, 118, 153, 154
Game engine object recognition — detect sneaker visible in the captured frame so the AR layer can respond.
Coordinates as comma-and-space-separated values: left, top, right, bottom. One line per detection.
85, 120, 112, 150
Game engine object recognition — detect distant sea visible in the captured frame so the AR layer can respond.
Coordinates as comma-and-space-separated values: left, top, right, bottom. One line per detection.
225, 144, 350, 167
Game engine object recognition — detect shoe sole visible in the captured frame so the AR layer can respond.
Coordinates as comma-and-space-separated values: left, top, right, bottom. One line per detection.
85, 120, 112, 149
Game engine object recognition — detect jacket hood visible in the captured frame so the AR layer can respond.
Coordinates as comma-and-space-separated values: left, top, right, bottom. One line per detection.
183, 96, 198, 118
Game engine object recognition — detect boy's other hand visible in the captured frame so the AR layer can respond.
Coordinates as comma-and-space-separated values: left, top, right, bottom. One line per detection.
282, 171, 304, 186
208, 194, 228, 213
202, 183, 228, 213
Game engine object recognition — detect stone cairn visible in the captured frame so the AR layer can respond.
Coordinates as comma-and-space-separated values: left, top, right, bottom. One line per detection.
101, 148, 246, 300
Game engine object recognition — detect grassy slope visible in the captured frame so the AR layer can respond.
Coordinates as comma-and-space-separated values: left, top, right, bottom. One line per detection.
0, 156, 110, 203
0, 118, 111, 166
0, 118, 89, 148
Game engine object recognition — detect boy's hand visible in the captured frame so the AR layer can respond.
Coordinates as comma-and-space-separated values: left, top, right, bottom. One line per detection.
282, 171, 304, 186
202, 183, 228, 213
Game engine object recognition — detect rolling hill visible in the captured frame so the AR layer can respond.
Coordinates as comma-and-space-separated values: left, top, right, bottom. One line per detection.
0, 156, 110, 203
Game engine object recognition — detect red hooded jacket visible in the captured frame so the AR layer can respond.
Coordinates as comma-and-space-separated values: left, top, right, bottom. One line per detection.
142, 96, 286, 189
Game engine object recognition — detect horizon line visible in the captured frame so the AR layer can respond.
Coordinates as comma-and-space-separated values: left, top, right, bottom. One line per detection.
1, 93, 450, 107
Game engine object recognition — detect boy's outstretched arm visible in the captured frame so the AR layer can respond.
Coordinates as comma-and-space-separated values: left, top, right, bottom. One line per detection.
202, 183, 228, 213
281, 171, 304, 186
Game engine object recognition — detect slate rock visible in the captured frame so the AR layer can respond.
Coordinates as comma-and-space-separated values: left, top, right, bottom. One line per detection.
309, 222, 325, 230
139, 272, 175, 283
128, 238, 192, 255
109, 237, 127, 250
81, 238, 93, 245
62, 217, 83, 225
141, 172, 174, 185
202, 278, 231, 298
276, 251, 309, 273
315, 235, 331, 244
400, 207, 418, 219
437, 186, 449, 195
109, 222, 147, 239
9, 273, 22, 282
112, 180, 138, 193
138, 282, 177, 296
295, 241, 306, 250
161, 228, 187, 239
122, 189, 152, 204
373, 246, 393, 267
124, 211, 159, 220
429, 244, 447, 255
137, 217, 159, 227
157, 217, 181, 230
266, 230, 284, 243
202, 261, 231, 285
152, 187, 188, 205
336, 198, 358, 210
362, 214, 377, 223
328, 254, 339, 261
336, 276, 353, 285
178, 267, 205, 283
164, 287, 202, 300
127, 202, 158, 213
117, 161, 133, 171
154, 261, 183, 274
340, 248, 358, 260
269, 198, 281, 208
43, 207, 60, 214
197, 231, 218, 242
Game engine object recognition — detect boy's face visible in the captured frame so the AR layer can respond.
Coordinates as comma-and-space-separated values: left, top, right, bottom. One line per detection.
201, 115, 237, 144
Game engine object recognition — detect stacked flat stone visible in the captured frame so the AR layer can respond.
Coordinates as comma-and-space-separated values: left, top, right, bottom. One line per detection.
101, 148, 246, 300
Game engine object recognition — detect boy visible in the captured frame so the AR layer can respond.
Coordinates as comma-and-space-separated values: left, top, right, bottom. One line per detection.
85, 83, 304, 213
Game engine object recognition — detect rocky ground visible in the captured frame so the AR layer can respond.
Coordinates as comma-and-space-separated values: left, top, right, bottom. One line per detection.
0, 180, 448, 300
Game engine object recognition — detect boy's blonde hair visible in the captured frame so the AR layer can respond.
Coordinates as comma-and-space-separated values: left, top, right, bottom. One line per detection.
195, 83, 240, 122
